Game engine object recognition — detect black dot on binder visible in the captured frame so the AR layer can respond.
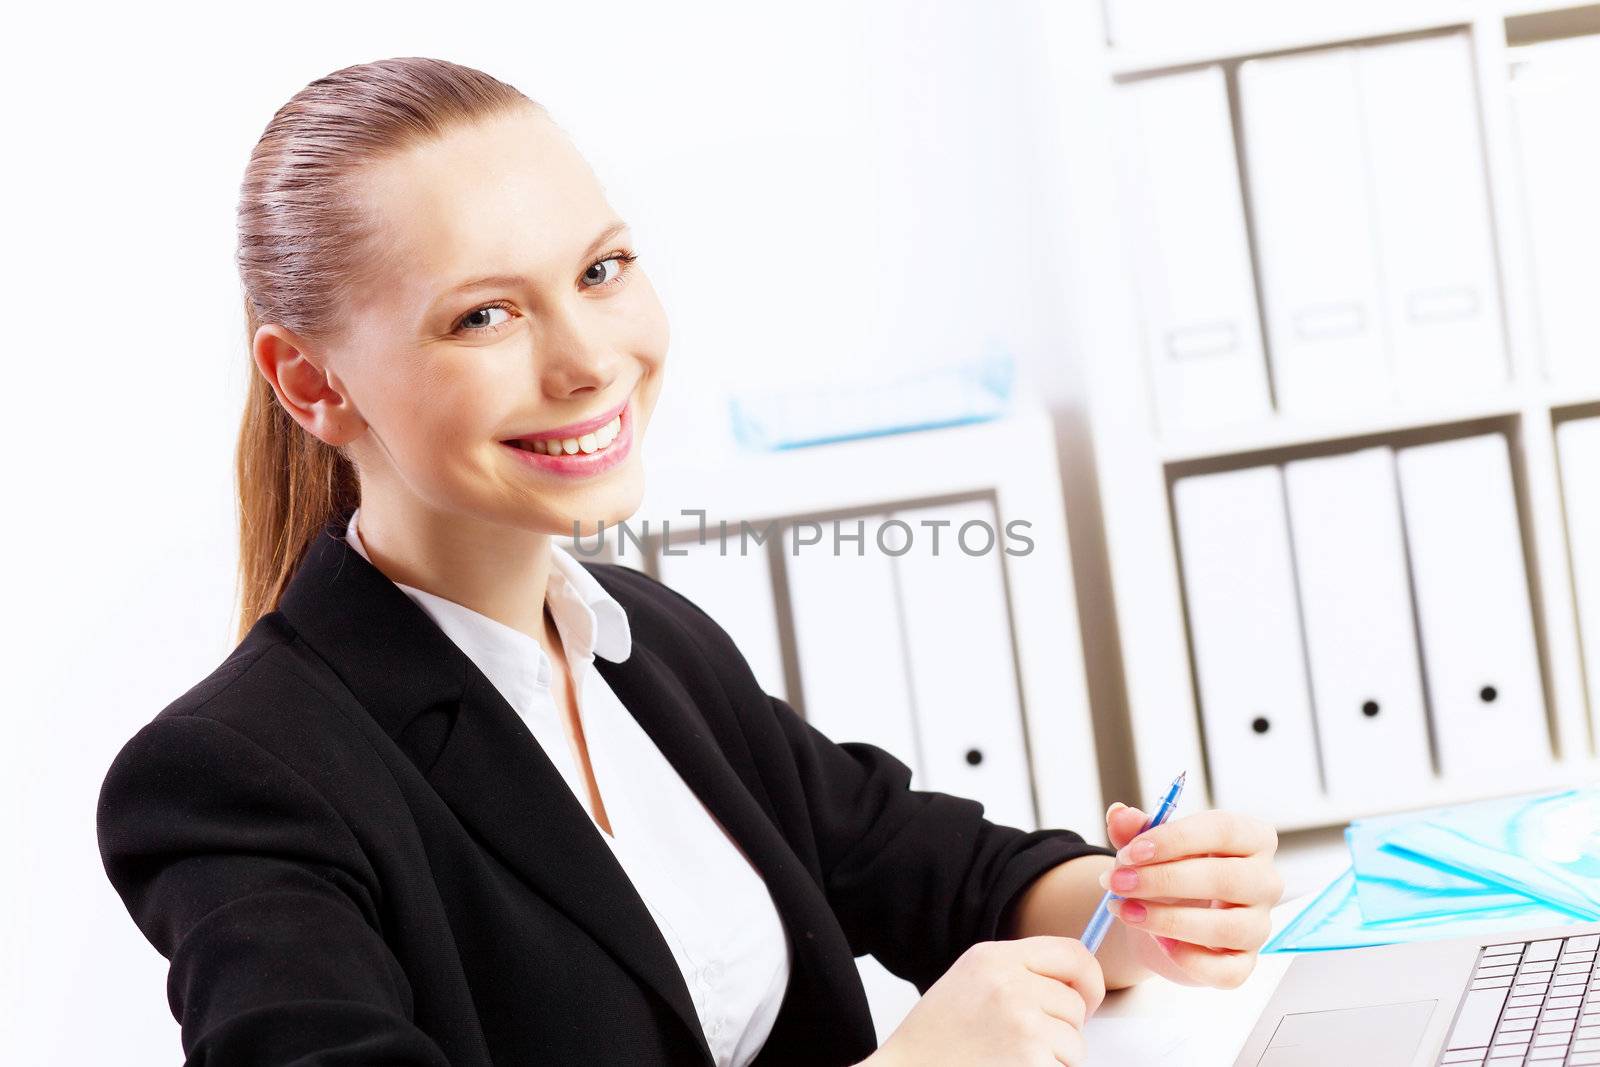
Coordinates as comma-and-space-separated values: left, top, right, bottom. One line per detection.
1362, 700, 1380, 718
964, 748, 984, 766
1251, 717, 1270, 734
1480, 685, 1499, 703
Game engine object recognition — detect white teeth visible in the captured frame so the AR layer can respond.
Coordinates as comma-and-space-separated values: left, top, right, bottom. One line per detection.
514, 412, 622, 458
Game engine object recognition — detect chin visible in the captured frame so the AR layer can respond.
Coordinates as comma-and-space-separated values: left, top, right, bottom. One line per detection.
556, 481, 644, 539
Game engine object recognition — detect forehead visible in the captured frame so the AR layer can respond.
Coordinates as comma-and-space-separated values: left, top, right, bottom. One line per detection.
355, 108, 612, 302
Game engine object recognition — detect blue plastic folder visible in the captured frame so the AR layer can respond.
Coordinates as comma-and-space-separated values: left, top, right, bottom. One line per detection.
1381, 787, 1600, 921
726, 343, 1015, 452
1347, 810, 1532, 924
1264, 787, 1600, 954
1263, 868, 1576, 954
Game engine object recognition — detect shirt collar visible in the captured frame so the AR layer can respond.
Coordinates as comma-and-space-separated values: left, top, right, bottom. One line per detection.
342, 506, 632, 680
545, 532, 632, 664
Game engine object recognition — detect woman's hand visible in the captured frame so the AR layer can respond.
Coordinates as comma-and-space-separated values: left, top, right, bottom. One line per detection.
864, 935, 1105, 1067
1100, 803, 1284, 990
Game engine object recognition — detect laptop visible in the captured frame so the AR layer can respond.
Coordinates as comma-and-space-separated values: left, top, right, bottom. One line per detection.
1233, 920, 1600, 1066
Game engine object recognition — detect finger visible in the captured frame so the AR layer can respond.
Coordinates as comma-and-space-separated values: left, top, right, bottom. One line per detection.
1157, 939, 1260, 990
1115, 809, 1278, 865
1109, 899, 1271, 952
1101, 854, 1283, 906
1107, 805, 1148, 850
1024, 968, 1088, 1030
1048, 1020, 1088, 1067
1112, 899, 1271, 952
1016, 935, 1106, 1017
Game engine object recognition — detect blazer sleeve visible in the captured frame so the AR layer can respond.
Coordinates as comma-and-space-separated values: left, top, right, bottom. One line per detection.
96, 713, 453, 1066
765, 693, 1115, 993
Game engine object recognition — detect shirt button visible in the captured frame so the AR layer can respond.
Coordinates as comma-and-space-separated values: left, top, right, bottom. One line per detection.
703, 960, 723, 984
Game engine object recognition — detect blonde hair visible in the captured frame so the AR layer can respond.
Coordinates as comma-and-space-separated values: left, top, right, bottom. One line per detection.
232, 57, 540, 642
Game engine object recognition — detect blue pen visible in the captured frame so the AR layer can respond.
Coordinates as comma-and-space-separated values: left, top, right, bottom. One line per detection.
1080, 771, 1187, 954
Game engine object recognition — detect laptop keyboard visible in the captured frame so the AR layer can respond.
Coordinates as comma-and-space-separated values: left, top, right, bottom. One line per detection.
1440, 933, 1600, 1064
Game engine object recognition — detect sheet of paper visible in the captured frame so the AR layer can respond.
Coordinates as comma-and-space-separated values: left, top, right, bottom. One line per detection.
1084, 1017, 1189, 1065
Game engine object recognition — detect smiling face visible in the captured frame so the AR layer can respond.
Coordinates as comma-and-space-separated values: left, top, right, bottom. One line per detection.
320, 104, 668, 538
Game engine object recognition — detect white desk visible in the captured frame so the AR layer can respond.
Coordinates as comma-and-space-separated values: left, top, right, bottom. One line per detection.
1084, 923, 1294, 1065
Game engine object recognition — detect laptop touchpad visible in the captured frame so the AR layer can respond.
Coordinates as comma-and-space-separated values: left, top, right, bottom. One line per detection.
1256, 1000, 1437, 1067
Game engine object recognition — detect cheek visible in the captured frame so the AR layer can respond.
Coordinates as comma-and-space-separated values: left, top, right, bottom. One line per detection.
628, 277, 671, 367
385, 368, 499, 466
628, 295, 670, 420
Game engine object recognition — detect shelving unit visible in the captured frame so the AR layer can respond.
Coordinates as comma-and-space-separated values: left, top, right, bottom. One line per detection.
1076, 0, 1600, 830
1105, 4, 1478, 79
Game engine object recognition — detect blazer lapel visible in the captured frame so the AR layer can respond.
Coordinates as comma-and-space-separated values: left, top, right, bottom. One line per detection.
592, 631, 878, 1061
276, 514, 713, 1063
594, 642, 806, 902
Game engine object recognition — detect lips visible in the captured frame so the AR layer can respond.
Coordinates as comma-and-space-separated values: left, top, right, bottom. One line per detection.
502, 396, 629, 446
504, 411, 622, 456
499, 399, 633, 478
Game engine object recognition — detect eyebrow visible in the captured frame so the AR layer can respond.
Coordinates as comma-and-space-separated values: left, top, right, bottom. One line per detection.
435, 219, 632, 301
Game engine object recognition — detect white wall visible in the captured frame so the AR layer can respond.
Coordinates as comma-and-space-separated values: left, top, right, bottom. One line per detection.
3, 1, 1112, 1061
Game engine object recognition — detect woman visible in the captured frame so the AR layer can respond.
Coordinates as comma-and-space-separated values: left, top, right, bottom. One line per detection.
96, 57, 1283, 1066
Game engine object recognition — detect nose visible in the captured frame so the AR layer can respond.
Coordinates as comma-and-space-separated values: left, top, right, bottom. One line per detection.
538, 310, 625, 401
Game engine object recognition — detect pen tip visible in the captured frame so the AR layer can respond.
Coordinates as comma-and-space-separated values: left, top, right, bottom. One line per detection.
1176, 771, 1187, 786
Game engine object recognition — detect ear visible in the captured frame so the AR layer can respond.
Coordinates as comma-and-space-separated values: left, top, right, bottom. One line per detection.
252, 323, 367, 447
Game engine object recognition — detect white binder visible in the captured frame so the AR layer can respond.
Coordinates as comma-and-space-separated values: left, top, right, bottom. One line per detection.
1556, 418, 1600, 733
784, 515, 925, 1040
655, 531, 789, 702
1394, 434, 1551, 777
1115, 65, 1273, 435
1237, 47, 1390, 416
889, 498, 1037, 831
783, 515, 924, 778
1357, 34, 1507, 399
1283, 447, 1434, 804
1173, 466, 1323, 817
1508, 36, 1600, 387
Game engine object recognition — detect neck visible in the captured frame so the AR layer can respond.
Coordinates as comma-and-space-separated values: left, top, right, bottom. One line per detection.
354, 500, 557, 643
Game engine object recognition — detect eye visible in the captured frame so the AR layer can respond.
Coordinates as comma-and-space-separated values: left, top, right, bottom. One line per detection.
456, 305, 513, 333
450, 251, 640, 337
582, 251, 639, 289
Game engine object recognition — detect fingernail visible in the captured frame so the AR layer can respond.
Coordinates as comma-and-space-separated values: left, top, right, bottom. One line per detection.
1107, 801, 1127, 817
1155, 935, 1179, 954
1117, 838, 1156, 865
1097, 869, 1111, 891
1110, 866, 1138, 893
1116, 899, 1147, 924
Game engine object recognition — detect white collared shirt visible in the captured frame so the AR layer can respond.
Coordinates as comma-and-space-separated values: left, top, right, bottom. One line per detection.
344, 507, 791, 1065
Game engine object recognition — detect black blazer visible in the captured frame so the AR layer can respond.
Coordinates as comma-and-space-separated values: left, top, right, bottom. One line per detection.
96, 510, 1111, 1066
